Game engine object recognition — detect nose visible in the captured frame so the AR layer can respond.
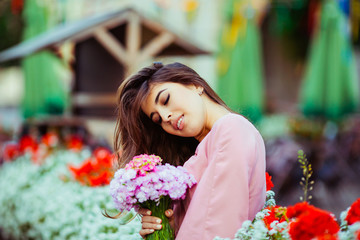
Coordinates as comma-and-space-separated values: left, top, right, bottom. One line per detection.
159, 109, 171, 122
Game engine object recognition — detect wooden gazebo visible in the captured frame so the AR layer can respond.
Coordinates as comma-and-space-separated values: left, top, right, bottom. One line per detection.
0, 8, 209, 118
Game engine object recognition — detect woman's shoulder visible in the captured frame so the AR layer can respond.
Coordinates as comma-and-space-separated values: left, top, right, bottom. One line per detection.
211, 113, 258, 134
198, 113, 261, 150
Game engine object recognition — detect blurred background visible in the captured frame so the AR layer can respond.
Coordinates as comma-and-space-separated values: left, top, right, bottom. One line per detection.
0, 0, 360, 238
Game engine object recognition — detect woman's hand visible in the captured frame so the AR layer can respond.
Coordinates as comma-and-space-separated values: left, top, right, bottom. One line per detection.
138, 208, 174, 239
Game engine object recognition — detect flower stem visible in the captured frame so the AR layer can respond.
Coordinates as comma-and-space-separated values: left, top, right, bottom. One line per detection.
139, 196, 174, 240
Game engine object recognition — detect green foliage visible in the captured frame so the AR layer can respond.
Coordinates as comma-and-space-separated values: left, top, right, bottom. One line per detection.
0, 0, 23, 63
267, 0, 310, 60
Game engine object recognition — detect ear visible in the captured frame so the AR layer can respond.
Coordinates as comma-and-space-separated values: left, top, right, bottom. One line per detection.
194, 85, 204, 94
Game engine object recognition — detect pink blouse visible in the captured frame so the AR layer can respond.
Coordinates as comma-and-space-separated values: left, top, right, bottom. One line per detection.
174, 113, 266, 240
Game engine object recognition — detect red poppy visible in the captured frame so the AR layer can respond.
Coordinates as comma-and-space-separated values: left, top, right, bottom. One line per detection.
266, 172, 274, 191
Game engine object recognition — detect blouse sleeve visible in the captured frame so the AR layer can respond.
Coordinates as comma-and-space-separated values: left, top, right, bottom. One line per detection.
176, 116, 266, 240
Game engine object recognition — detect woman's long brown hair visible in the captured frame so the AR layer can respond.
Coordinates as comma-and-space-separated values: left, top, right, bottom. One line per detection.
114, 62, 229, 168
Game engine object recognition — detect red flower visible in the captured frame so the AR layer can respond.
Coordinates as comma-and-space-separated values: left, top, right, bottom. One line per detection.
88, 171, 112, 187
93, 147, 113, 168
2, 143, 19, 161
263, 205, 287, 230
266, 172, 274, 191
346, 198, 360, 225
287, 202, 340, 240
287, 202, 313, 218
68, 159, 94, 176
316, 235, 339, 240
19, 135, 38, 154
66, 135, 83, 151
41, 133, 59, 147
356, 229, 360, 240
68, 159, 94, 185
67, 148, 115, 187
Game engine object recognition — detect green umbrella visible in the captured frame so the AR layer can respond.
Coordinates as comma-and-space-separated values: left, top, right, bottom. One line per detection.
299, 0, 359, 120
22, 0, 67, 118
217, 0, 264, 123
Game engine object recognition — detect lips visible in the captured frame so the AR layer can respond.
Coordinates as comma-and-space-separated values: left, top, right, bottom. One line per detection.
174, 115, 184, 130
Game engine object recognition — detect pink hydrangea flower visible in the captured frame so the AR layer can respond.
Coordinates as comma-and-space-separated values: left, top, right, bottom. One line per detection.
110, 154, 196, 212
124, 154, 162, 176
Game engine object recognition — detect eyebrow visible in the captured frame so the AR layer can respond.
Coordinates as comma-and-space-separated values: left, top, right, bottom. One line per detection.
155, 89, 167, 104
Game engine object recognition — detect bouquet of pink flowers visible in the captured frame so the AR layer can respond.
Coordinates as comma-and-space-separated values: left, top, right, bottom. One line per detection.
110, 154, 196, 240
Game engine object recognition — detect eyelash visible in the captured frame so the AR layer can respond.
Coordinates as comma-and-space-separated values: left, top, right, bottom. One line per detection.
164, 94, 170, 105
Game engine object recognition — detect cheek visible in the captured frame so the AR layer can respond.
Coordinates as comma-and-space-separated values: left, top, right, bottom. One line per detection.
195, 114, 206, 130
185, 112, 206, 135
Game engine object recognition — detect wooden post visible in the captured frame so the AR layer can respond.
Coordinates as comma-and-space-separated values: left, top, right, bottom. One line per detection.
126, 12, 141, 65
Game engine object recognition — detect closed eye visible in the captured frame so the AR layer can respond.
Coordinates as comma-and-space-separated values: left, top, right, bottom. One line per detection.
164, 94, 170, 105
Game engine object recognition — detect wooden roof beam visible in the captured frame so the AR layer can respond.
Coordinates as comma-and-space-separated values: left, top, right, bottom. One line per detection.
137, 31, 175, 63
93, 27, 128, 66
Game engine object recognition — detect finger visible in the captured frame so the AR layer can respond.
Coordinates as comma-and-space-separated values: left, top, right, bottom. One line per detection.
165, 209, 173, 218
142, 216, 162, 224
142, 222, 163, 230
139, 228, 154, 238
138, 208, 152, 216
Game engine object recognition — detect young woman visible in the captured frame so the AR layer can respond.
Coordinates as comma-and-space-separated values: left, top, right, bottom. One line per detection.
115, 62, 266, 239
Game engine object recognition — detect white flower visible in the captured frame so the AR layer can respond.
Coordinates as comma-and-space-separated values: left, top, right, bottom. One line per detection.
266, 190, 275, 198
241, 220, 252, 229
252, 221, 268, 240
338, 222, 360, 240
255, 211, 265, 220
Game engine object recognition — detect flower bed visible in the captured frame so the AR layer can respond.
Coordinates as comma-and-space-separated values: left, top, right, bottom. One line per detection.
1, 134, 360, 240
0, 149, 142, 240
213, 190, 360, 240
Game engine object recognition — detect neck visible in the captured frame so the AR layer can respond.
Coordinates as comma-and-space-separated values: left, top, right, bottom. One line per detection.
195, 96, 230, 142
